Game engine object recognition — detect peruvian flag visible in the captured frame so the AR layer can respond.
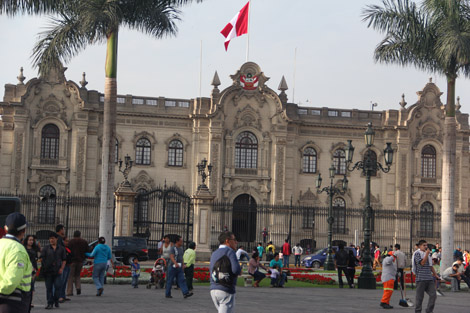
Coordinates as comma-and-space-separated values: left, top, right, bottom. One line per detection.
220, 2, 249, 51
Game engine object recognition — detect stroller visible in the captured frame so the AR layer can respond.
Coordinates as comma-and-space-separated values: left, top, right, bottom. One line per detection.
147, 258, 166, 289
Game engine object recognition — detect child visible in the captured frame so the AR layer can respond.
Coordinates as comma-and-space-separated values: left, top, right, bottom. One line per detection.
131, 258, 141, 288
270, 265, 280, 287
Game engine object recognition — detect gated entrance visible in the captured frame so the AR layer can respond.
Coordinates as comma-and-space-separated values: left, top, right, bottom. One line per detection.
232, 194, 257, 246
135, 186, 193, 258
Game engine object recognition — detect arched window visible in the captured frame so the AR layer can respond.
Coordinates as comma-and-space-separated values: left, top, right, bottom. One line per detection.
332, 197, 346, 234
41, 124, 60, 163
333, 149, 346, 175
235, 131, 258, 169
422, 145, 436, 178
168, 140, 183, 167
364, 150, 378, 176
134, 188, 148, 223
302, 147, 317, 173
38, 185, 56, 224
420, 202, 434, 237
115, 138, 119, 163
135, 138, 151, 165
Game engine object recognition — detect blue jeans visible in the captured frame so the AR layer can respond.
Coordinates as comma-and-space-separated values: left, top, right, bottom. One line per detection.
165, 266, 188, 297
132, 275, 139, 287
283, 255, 290, 268
93, 262, 107, 291
294, 255, 301, 267
44, 274, 62, 305
59, 265, 70, 299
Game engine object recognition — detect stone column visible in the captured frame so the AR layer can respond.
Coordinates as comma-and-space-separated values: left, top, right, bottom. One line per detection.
114, 185, 137, 237
192, 187, 215, 260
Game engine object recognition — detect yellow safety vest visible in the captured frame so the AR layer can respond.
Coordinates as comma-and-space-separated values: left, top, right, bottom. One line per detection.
0, 236, 32, 300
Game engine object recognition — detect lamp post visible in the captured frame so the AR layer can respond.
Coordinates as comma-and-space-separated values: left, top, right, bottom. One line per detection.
316, 164, 348, 271
197, 158, 213, 190
345, 122, 394, 289
118, 154, 133, 187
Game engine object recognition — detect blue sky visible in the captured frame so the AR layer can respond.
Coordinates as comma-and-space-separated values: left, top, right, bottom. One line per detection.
0, 0, 468, 111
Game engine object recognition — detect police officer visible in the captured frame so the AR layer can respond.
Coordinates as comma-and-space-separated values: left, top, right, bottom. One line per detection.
0, 212, 33, 313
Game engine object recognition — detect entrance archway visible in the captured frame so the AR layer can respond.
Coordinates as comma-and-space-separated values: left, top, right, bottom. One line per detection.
232, 194, 257, 244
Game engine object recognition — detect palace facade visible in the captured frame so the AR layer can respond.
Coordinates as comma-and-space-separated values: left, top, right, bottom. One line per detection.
1, 62, 469, 252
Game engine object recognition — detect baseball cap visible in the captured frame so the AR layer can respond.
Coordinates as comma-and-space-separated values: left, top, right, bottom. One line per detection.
5, 212, 27, 231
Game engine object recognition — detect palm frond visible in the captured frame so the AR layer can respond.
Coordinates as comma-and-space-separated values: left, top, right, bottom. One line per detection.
31, 11, 90, 76
0, 0, 68, 15
121, 0, 181, 38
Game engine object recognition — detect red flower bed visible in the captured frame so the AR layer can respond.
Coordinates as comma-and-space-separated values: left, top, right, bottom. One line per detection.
194, 271, 210, 282
292, 274, 335, 285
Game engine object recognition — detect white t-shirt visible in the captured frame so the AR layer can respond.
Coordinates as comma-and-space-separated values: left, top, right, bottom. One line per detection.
270, 268, 280, 279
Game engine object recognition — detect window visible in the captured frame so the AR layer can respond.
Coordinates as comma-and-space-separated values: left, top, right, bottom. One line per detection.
302, 207, 315, 229
146, 99, 157, 105
179, 101, 189, 108
332, 197, 346, 234
41, 124, 60, 162
165, 100, 176, 107
333, 149, 346, 175
134, 188, 148, 223
328, 110, 338, 117
420, 202, 434, 237
38, 185, 56, 224
166, 202, 180, 223
135, 138, 151, 165
364, 150, 378, 176
298, 109, 308, 115
117, 97, 126, 104
115, 138, 119, 163
422, 145, 436, 178
132, 98, 144, 105
168, 140, 183, 167
235, 131, 258, 169
302, 147, 317, 173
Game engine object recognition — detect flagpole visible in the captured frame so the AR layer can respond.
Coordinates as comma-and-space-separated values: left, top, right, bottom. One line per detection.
293, 47, 297, 103
246, 0, 251, 62
199, 40, 203, 105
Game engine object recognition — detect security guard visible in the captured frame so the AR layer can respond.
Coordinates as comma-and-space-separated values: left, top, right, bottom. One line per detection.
0, 212, 32, 313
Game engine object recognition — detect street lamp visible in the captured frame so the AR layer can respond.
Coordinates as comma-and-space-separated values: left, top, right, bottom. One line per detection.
316, 164, 348, 271
197, 158, 213, 190
118, 154, 133, 187
345, 122, 393, 289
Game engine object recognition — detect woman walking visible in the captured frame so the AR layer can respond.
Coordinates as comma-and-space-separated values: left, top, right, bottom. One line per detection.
85, 237, 114, 296
24, 235, 40, 308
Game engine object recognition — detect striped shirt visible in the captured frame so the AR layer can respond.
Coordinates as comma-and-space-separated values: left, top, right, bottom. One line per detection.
414, 250, 434, 282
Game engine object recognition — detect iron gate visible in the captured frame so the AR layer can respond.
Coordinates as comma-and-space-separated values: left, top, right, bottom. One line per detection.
135, 186, 193, 258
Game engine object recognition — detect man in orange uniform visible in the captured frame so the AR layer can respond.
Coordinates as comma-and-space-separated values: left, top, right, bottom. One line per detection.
380, 251, 397, 309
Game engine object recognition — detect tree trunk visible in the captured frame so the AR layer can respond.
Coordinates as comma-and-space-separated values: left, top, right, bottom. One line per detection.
441, 75, 456, 271
99, 30, 118, 249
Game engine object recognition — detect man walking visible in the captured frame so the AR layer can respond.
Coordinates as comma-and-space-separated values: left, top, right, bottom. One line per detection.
40, 233, 66, 309
413, 240, 438, 313
67, 230, 88, 296
282, 239, 291, 268
183, 242, 196, 292
210, 232, 241, 313
0, 213, 33, 313
393, 244, 406, 290
335, 244, 351, 288
165, 236, 192, 299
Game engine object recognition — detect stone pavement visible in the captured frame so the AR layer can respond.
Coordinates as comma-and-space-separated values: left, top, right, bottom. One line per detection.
32, 283, 467, 313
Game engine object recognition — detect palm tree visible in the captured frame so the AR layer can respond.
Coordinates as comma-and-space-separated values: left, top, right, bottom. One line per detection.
363, 0, 470, 270
1, 0, 202, 245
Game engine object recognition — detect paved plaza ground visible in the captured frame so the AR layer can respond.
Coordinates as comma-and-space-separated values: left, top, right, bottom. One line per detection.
32, 282, 467, 312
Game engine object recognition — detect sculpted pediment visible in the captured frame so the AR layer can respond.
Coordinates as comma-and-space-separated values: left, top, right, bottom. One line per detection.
233, 104, 262, 131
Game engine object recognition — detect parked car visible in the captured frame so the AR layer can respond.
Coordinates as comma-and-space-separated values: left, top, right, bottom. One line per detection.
302, 246, 357, 268
88, 236, 149, 265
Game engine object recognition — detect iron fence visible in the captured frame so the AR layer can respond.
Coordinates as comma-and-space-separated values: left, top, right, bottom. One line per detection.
211, 201, 470, 256
1, 193, 100, 246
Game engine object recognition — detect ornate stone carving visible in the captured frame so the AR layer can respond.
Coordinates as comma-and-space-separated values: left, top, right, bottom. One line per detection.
131, 170, 155, 191
15, 133, 23, 188
76, 137, 85, 191
276, 146, 284, 201
233, 104, 262, 130
210, 143, 219, 194
400, 154, 407, 206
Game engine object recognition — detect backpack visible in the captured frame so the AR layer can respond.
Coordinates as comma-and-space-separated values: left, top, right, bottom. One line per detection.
335, 249, 348, 266
211, 255, 235, 288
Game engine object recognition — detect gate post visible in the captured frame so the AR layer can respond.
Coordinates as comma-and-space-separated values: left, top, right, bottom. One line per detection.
114, 185, 137, 237
192, 187, 215, 260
